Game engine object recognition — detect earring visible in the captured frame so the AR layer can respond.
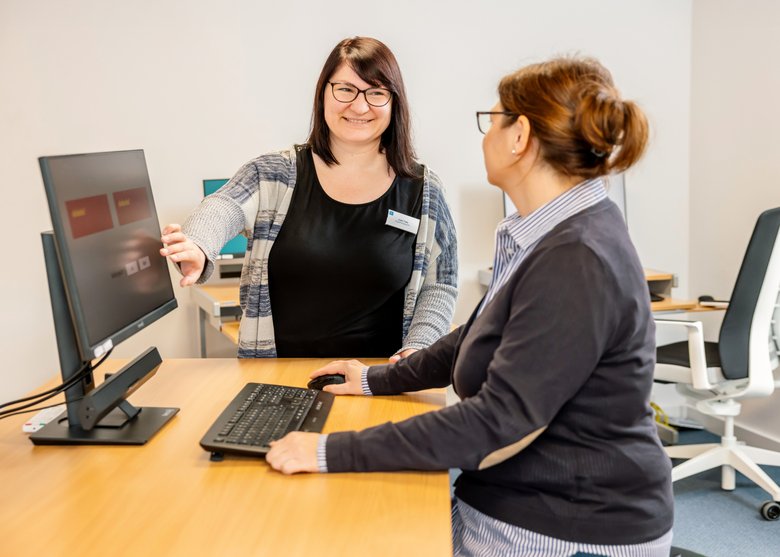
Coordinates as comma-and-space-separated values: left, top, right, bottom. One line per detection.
511, 149, 516, 155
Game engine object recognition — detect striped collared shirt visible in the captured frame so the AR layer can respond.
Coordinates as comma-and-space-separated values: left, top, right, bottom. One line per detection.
479, 177, 608, 314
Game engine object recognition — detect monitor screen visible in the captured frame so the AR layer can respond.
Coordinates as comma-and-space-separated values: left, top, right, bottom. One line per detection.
503, 174, 628, 222
203, 178, 248, 258
40, 150, 177, 360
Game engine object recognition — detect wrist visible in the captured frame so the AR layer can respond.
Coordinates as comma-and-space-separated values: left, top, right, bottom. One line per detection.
316, 434, 329, 473
360, 366, 373, 396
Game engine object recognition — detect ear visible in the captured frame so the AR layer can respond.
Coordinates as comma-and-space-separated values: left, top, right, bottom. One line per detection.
511, 115, 532, 156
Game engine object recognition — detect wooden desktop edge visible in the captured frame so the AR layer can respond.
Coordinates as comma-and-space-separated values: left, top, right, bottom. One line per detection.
0, 358, 452, 556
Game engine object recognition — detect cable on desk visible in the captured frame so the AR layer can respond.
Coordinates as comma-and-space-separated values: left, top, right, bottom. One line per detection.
0, 350, 112, 420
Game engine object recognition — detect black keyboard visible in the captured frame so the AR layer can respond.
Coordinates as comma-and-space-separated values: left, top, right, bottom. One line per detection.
200, 382, 334, 460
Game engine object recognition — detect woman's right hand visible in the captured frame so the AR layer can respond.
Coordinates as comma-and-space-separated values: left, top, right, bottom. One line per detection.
309, 360, 368, 396
160, 224, 206, 287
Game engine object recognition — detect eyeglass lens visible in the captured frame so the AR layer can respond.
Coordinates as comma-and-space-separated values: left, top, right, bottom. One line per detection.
330, 83, 392, 107
477, 113, 493, 134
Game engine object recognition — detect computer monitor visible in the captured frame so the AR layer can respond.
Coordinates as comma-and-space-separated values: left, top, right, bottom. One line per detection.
503, 173, 628, 221
32, 149, 179, 445
203, 178, 248, 259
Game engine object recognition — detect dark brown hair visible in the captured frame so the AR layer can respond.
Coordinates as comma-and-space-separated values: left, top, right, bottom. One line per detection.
307, 37, 419, 178
498, 56, 649, 179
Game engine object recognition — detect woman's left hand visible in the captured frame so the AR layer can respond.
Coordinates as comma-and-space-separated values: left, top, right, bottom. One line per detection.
266, 432, 321, 474
389, 348, 418, 363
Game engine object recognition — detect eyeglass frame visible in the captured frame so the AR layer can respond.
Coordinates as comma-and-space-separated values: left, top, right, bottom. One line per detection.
327, 81, 394, 107
476, 111, 519, 134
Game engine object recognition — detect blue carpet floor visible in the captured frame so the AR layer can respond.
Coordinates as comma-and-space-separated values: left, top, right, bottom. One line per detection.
671, 430, 780, 557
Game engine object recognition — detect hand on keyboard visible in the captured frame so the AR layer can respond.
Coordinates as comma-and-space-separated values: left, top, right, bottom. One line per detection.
266, 431, 320, 475
309, 359, 367, 396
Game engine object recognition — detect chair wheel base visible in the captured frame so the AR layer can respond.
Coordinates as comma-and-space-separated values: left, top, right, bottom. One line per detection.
760, 500, 780, 521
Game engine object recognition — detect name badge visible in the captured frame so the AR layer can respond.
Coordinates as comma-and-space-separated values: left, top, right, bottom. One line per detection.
385, 209, 420, 234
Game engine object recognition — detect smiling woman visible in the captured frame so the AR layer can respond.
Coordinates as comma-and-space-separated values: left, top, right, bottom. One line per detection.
160, 37, 458, 362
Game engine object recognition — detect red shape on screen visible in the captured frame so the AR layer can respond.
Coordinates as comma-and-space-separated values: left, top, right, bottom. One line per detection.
66, 195, 113, 239
113, 187, 151, 225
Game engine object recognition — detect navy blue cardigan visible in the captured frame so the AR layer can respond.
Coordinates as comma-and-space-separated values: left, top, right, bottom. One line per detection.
326, 200, 673, 544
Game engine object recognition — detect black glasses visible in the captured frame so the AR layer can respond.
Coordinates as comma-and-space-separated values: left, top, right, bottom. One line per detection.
328, 81, 393, 107
476, 111, 518, 134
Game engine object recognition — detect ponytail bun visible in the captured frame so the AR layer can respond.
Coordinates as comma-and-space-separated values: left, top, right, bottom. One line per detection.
575, 82, 648, 174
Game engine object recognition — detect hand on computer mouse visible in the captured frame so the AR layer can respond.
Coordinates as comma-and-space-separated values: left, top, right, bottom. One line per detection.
307, 374, 345, 391
308, 359, 367, 395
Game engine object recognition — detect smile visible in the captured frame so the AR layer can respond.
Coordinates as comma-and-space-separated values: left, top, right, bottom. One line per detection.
343, 117, 373, 124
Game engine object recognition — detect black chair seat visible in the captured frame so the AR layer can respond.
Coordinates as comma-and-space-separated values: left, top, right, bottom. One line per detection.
657, 340, 721, 368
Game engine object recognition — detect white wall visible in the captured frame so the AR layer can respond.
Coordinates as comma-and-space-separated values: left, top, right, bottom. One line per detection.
689, 0, 780, 440
0, 0, 692, 401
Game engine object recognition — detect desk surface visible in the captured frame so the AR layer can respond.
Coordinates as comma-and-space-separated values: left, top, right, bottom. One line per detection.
0, 359, 451, 556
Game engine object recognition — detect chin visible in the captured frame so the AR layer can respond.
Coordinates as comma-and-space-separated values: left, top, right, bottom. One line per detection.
338, 130, 381, 145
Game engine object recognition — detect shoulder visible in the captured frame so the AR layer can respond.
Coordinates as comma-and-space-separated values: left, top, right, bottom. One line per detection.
420, 166, 453, 215
422, 166, 446, 197
520, 206, 639, 298
538, 202, 628, 258
240, 147, 296, 181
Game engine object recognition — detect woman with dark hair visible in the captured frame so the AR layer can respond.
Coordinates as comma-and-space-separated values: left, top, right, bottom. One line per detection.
161, 37, 458, 359
267, 56, 673, 556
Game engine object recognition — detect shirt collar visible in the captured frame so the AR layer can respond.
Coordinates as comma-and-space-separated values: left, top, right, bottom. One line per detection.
497, 177, 608, 250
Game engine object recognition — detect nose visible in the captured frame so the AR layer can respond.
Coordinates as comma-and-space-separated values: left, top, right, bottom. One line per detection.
348, 92, 371, 114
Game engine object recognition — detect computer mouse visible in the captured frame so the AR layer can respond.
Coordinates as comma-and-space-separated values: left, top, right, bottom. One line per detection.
307, 374, 346, 391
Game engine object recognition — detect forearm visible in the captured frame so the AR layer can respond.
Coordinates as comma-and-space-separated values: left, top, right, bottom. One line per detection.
401, 283, 457, 351
182, 196, 247, 283
369, 327, 461, 395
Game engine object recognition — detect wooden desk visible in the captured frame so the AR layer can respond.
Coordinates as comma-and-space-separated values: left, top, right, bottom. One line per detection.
478, 267, 699, 313
0, 359, 451, 556
644, 269, 698, 312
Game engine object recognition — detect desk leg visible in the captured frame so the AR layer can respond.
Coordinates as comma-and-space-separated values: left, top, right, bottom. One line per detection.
198, 308, 208, 358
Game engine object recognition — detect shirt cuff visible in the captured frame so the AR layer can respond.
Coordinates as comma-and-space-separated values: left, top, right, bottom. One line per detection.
316, 434, 329, 473
360, 366, 373, 396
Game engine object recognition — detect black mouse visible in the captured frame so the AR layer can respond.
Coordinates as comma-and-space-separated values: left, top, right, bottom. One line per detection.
307, 374, 345, 391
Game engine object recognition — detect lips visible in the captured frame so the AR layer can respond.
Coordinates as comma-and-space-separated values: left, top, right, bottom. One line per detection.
343, 117, 372, 124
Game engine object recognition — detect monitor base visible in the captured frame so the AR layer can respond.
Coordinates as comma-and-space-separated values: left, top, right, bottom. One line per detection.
29, 406, 179, 445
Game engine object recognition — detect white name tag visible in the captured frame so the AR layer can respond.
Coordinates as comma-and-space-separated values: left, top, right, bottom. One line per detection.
385, 209, 420, 234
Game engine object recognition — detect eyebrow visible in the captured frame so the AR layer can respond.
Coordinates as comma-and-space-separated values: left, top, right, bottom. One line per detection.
331, 80, 388, 90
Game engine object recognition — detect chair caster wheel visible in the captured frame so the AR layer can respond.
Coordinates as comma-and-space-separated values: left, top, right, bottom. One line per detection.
760, 501, 780, 521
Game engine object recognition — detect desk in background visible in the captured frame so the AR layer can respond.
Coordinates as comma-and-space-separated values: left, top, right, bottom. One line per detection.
479, 267, 699, 312
194, 269, 703, 355
0, 358, 451, 556
191, 283, 242, 356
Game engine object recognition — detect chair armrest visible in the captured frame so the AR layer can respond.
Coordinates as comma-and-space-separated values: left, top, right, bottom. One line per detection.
655, 319, 714, 390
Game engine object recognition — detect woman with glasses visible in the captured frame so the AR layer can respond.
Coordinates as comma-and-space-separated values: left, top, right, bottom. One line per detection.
161, 37, 457, 359
267, 56, 673, 556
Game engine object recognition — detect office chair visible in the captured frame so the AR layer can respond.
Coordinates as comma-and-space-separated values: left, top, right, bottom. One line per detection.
654, 207, 780, 521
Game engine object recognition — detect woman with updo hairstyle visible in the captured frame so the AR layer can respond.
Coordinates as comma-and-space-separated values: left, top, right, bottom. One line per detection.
267, 57, 673, 556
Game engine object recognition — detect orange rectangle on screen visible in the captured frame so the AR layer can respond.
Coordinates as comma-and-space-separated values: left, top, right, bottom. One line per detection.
65, 195, 113, 239
113, 187, 151, 225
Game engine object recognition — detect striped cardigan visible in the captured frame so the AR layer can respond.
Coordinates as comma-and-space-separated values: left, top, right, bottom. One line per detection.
183, 146, 458, 358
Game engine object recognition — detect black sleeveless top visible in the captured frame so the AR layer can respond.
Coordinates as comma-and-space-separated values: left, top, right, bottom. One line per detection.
267, 146, 423, 357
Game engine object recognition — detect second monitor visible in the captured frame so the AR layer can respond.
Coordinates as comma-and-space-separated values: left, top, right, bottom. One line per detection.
203, 178, 248, 259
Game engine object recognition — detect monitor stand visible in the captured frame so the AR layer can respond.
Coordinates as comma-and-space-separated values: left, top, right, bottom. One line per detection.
30, 404, 178, 445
